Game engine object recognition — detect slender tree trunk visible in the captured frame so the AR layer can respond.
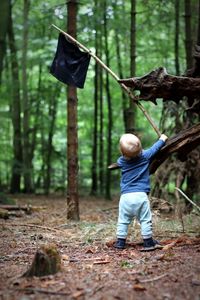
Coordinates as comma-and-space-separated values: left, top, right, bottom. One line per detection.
175, 0, 180, 75
8, 3, 23, 193
99, 35, 104, 195
0, 0, 10, 82
67, 0, 79, 220
113, 1, 128, 132
127, 0, 136, 134
22, 0, 33, 193
197, 0, 200, 45
91, 0, 99, 195
103, 0, 112, 200
184, 0, 193, 69
45, 86, 59, 195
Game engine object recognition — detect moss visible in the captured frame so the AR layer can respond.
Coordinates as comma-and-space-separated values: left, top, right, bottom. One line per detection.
0, 193, 16, 205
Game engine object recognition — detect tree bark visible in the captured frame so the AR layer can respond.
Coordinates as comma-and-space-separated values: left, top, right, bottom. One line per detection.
99, 35, 104, 195
90, 0, 99, 195
124, 0, 136, 133
8, 3, 23, 193
119, 67, 200, 105
175, 0, 180, 75
103, 0, 112, 200
67, 0, 79, 220
22, 0, 33, 193
44, 86, 59, 195
184, 0, 193, 69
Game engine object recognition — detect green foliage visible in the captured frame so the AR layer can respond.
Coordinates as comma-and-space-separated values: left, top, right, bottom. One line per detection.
0, 0, 197, 196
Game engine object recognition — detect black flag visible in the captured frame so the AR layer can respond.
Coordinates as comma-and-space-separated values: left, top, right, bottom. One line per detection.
50, 33, 91, 88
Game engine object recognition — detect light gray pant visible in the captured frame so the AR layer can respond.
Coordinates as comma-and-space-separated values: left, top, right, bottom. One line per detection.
116, 192, 152, 239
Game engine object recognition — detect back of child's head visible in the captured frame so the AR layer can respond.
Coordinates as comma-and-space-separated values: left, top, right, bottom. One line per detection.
119, 133, 142, 158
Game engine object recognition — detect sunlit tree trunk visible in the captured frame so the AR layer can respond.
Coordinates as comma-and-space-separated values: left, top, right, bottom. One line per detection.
8, 3, 23, 193
22, 0, 33, 192
0, 0, 10, 82
103, 0, 112, 200
67, 0, 79, 220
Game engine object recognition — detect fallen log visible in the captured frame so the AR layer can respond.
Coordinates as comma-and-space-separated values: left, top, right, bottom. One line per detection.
0, 204, 32, 213
108, 122, 200, 174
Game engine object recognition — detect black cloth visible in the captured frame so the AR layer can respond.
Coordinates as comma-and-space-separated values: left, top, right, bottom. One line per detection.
50, 33, 91, 88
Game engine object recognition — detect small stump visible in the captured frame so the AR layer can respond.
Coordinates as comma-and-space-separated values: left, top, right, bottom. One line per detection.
23, 244, 61, 277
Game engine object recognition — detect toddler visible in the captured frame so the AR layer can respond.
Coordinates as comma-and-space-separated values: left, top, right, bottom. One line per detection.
115, 133, 168, 251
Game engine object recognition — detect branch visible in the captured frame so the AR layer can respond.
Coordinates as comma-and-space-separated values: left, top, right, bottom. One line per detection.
108, 123, 200, 173
175, 187, 200, 214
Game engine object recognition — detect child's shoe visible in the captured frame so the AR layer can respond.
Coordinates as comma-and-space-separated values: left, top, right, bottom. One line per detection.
141, 237, 163, 251
114, 238, 126, 249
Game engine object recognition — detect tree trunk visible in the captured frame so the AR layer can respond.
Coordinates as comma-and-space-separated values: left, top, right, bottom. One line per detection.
184, 0, 200, 211
175, 0, 180, 75
0, 0, 10, 82
8, 3, 23, 193
99, 36, 104, 195
44, 86, 59, 195
67, 0, 79, 220
104, 0, 112, 200
184, 0, 193, 69
90, 0, 99, 195
22, 0, 33, 193
125, 0, 136, 134
113, 1, 128, 132
197, 0, 200, 45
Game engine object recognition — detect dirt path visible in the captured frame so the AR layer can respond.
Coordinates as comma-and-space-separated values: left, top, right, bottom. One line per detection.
0, 196, 200, 300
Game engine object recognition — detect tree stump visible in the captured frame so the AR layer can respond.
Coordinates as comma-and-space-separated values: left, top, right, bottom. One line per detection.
23, 244, 61, 277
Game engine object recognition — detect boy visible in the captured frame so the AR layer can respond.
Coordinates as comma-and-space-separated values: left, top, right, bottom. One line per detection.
114, 133, 168, 251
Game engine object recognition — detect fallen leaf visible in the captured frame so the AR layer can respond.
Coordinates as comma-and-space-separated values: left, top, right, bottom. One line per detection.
162, 241, 177, 251
72, 290, 85, 299
133, 284, 146, 291
62, 254, 69, 260
85, 248, 94, 254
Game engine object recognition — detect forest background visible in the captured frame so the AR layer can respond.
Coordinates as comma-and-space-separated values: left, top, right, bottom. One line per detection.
0, 0, 199, 216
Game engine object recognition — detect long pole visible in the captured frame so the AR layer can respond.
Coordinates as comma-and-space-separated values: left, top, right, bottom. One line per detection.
52, 24, 161, 137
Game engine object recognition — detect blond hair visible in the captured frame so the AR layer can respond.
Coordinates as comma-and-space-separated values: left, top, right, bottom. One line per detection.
119, 133, 142, 158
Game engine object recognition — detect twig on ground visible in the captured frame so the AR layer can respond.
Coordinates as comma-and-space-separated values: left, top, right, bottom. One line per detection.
14, 288, 70, 296
0, 223, 59, 232
140, 273, 168, 283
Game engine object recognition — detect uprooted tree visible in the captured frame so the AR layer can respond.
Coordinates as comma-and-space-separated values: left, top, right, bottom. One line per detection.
110, 45, 200, 210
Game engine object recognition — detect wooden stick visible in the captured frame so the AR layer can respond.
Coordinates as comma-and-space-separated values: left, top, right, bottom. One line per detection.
175, 187, 200, 213
51, 24, 161, 137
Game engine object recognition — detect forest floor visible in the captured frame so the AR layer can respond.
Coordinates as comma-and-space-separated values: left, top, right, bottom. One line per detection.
0, 195, 200, 300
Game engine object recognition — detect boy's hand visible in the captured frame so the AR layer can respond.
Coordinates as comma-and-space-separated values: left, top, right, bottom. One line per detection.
159, 134, 168, 142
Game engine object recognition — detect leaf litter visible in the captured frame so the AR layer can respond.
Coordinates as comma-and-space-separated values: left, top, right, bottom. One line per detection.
0, 195, 200, 300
